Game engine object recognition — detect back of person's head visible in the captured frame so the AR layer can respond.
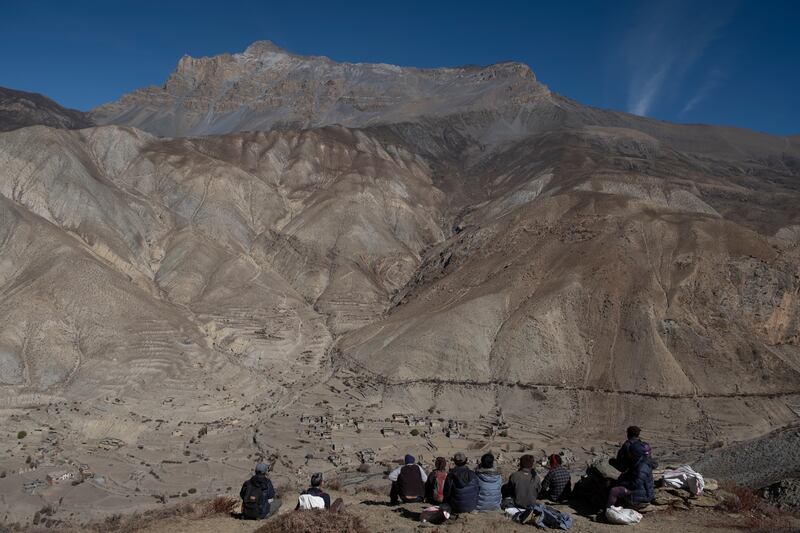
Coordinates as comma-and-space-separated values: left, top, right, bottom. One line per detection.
548, 454, 562, 468
479, 453, 495, 469
255, 462, 268, 474
519, 454, 535, 469
452, 452, 467, 466
404, 454, 416, 465
311, 472, 323, 487
435, 456, 447, 471
627, 426, 641, 439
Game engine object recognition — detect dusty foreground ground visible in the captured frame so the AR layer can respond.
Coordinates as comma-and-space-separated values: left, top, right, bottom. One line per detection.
115, 490, 800, 533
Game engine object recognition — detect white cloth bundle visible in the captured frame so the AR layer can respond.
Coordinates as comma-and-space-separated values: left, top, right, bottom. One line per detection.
663, 465, 705, 496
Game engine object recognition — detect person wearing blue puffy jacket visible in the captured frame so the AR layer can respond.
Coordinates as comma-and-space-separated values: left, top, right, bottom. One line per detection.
475, 452, 502, 511
444, 452, 479, 513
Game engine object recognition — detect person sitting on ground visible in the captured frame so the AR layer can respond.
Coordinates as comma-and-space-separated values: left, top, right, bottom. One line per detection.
502, 454, 541, 509
297, 472, 331, 510
389, 454, 428, 504
240, 462, 281, 520
609, 426, 641, 472
444, 452, 480, 513
540, 454, 572, 502
425, 456, 449, 504
475, 452, 503, 511
606, 441, 655, 511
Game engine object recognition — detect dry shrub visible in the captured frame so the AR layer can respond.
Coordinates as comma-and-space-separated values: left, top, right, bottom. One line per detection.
714, 482, 797, 531
354, 484, 386, 496
326, 476, 342, 491
255, 510, 368, 533
94, 502, 196, 532
718, 482, 762, 514
201, 495, 238, 517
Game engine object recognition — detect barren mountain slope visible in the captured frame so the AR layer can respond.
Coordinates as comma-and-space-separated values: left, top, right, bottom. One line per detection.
0, 123, 445, 400
0, 86, 93, 132
2, 43, 800, 526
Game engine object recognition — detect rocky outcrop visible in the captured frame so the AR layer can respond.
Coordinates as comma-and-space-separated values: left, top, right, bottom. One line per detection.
91, 40, 549, 138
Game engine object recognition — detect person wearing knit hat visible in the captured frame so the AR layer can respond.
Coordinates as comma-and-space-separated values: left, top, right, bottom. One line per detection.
240, 462, 280, 520
388, 453, 428, 504
443, 452, 480, 513
540, 453, 572, 502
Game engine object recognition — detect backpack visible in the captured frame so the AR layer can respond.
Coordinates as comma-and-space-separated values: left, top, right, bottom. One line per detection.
431, 471, 447, 503
531, 503, 573, 530
241, 480, 268, 519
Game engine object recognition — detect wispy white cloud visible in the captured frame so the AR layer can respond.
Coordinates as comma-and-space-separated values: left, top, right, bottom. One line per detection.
621, 1, 735, 117
680, 68, 725, 115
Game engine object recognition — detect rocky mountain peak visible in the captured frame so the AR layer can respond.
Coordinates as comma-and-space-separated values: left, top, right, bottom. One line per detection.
242, 39, 288, 56
91, 40, 549, 137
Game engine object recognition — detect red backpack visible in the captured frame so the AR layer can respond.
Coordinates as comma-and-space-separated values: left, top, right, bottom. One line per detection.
431, 470, 447, 503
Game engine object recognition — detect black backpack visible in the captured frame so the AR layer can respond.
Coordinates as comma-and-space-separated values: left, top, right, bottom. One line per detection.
241, 479, 267, 519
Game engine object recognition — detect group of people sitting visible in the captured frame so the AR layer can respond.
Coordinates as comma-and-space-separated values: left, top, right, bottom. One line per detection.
387, 451, 571, 518
238, 425, 656, 523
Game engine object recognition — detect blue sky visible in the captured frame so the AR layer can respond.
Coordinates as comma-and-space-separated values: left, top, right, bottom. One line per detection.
1, 0, 797, 134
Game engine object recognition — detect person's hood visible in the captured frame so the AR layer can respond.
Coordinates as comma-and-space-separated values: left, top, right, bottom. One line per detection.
476, 469, 501, 481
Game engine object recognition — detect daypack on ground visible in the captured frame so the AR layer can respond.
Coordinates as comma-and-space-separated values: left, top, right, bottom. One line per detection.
531, 503, 573, 529
241, 479, 269, 519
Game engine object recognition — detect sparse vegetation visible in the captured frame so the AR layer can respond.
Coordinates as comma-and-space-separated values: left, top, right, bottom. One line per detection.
17, 430, 26, 439
188, 487, 197, 494
201, 496, 238, 517
254, 510, 368, 533
410, 428, 420, 436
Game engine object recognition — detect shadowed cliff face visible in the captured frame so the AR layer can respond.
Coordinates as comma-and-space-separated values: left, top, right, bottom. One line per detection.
1, 42, 800, 451
0, 86, 93, 132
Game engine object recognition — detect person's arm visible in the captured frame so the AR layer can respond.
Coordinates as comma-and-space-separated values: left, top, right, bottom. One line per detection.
540, 471, 552, 495
240, 482, 248, 500
266, 479, 276, 502
418, 465, 428, 483
388, 466, 402, 482
323, 492, 331, 509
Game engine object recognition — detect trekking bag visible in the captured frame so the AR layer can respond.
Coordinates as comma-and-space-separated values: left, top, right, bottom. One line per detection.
432, 470, 447, 503
531, 503, 573, 530
241, 480, 267, 519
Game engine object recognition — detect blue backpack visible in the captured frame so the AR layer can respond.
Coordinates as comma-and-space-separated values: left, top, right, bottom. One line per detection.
531, 503, 573, 530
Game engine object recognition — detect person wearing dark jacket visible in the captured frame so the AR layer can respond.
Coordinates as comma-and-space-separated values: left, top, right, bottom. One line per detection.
240, 463, 280, 520
475, 453, 502, 511
503, 454, 541, 508
297, 472, 331, 509
444, 452, 479, 513
540, 454, 572, 502
609, 426, 641, 472
607, 441, 655, 508
389, 454, 428, 504
425, 456, 449, 504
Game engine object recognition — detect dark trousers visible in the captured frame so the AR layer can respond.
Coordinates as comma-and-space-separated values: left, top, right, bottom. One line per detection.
390, 482, 424, 504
